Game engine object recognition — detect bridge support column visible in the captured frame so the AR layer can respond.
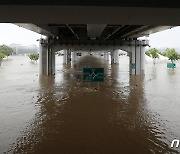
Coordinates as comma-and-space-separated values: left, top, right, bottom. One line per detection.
63, 50, 67, 64
130, 44, 145, 75
72, 51, 76, 62
111, 51, 114, 64
111, 50, 119, 64
67, 50, 71, 64
63, 49, 71, 64
104, 52, 109, 61
39, 43, 47, 75
48, 46, 55, 75
140, 46, 145, 75
39, 41, 55, 75
114, 50, 119, 64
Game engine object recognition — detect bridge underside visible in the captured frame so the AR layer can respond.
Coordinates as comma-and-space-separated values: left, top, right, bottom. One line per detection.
16, 24, 173, 41
0, 3, 179, 76
0, 5, 177, 40
1, 0, 180, 8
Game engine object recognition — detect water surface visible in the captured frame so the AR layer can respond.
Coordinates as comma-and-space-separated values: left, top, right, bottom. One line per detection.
0, 55, 179, 153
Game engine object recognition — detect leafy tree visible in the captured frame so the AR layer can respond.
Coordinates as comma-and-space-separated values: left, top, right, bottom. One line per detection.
165, 48, 180, 63
127, 52, 131, 57
0, 52, 6, 66
147, 48, 159, 65
28, 53, 39, 62
158, 51, 167, 57
0, 52, 6, 59
145, 51, 151, 57
0, 45, 13, 57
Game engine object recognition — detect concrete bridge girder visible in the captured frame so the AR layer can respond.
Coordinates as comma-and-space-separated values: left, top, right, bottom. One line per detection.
39, 38, 146, 76
1, 6, 180, 26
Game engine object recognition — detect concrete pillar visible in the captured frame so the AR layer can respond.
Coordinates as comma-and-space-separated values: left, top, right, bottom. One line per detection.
104, 52, 109, 61
39, 43, 55, 75
114, 50, 119, 64
108, 52, 110, 61
111, 51, 114, 64
67, 50, 71, 64
136, 46, 141, 75
71, 51, 76, 62
111, 50, 119, 64
39, 43, 48, 75
63, 49, 71, 64
63, 49, 70, 64
47, 46, 55, 75
131, 46, 136, 75
130, 43, 145, 75
63, 49, 67, 64
52, 50, 55, 75
140, 46, 145, 74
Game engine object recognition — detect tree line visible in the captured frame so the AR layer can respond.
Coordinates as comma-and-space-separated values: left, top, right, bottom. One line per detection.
145, 48, 180, 64
0, 45, 14, 66
0, 44, 39, 66
0, 45, 13, 58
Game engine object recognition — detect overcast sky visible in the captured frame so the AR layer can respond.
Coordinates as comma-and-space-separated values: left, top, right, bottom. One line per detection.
0, 23, 180, 48
0, 23, 41, 46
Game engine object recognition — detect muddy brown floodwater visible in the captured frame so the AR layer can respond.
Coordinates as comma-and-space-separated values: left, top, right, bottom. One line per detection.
0, 55, 180, 154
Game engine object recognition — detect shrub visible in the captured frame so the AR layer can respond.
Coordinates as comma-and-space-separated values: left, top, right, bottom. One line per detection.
0, 52, 6, 59
28, 53, 39, 62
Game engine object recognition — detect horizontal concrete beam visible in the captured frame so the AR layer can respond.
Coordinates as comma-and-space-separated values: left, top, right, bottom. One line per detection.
50, 39, 148, 51
0, 6, 180, 25
0, 1, 180, 8
15, 23, 54, 36
87, 24, 106, 39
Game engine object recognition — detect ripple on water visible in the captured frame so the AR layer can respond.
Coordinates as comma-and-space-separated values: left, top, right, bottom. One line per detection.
1, 56, 180, 153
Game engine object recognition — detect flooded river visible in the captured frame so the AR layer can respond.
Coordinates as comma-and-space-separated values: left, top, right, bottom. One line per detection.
0, 55, 180, 153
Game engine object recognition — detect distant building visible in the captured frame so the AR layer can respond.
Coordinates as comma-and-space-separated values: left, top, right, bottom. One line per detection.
10, 43, 39, 55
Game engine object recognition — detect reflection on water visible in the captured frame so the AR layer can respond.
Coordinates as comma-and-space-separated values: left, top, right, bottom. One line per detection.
0, 55, 180, 153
